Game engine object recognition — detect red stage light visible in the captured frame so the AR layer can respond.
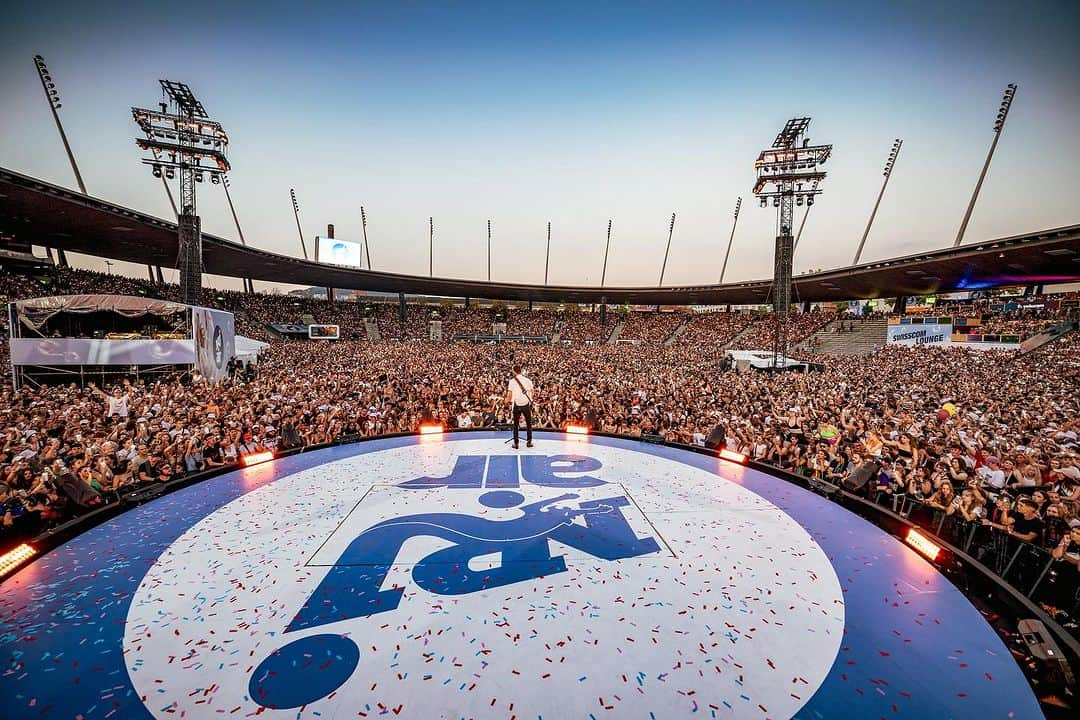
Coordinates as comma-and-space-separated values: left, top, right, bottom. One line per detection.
240, 451, 275, 467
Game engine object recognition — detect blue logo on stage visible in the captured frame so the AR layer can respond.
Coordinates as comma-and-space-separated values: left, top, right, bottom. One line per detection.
249, 455, 659, 709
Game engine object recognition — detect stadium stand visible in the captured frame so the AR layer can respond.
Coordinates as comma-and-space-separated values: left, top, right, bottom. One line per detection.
614, 310, 686, 344
3, 264, 1079, 636
555, 309, 607, 343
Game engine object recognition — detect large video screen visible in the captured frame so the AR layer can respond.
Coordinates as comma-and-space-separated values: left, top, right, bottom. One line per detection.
308, 324, 340, 340
316, 237, 364, 268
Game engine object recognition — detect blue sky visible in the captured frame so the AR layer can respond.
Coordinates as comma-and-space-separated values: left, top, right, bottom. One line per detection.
2, 1, 1078, 292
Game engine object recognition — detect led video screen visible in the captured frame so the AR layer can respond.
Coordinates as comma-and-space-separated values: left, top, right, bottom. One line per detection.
316, 238, 364, 268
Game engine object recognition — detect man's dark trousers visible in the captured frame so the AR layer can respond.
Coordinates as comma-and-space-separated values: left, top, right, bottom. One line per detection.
512, 402, 533, 446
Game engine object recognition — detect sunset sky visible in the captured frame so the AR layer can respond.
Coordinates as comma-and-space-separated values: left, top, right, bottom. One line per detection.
2, 1, 1078, 292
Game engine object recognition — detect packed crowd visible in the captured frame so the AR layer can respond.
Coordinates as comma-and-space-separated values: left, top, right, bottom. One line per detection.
505, 308, 558, 338
671, 311, 756, 348
617, 311, 686, 344
555, 311, 609, 343
735, 310, 836, 350
3, 265, 1079, 623
5, 331, 1078, 541
973, 316, 1055, 338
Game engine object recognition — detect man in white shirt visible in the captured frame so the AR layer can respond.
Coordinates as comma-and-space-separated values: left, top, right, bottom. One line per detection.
504, 364, 535, 449
977, 456, 1007, 494
89, 380, 131, 419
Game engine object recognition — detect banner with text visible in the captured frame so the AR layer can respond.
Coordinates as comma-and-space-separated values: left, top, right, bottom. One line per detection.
887, 322, 953, 346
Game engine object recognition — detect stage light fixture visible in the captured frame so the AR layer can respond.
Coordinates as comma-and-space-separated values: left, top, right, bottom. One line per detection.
718, 448, 747, 464
241, 451, 275, 467
0, 543, 38, 578
419, 424, 444, 435
904, 528, 942, 561
564, 424, 590, 435
152, 164, 162, 178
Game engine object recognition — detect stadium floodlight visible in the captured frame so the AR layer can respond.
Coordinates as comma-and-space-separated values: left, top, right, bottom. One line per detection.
954, 83, 1018, 247
221, 176, 253, 293
360, 206, 372, 270
487, 219, 492, 282
34, 54, 87, 267
429, 217, 434, 277
853, 139, 903, 265
34, 55, 85, 198
289, 189, 309, 260
132, 80, 230, 304
601, 219, 613, 288
719, 197, 742, 284
544, 221, 552, 285
658, 213, 676, 287
753, 117, 831, 369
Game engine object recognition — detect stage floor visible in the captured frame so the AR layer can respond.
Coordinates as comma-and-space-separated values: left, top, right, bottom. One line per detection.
0, 433, 1041, 719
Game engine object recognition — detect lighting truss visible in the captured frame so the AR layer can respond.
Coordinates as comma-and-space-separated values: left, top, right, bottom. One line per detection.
753, 143, 831, 216
131, 80, 229, 305
753, 116, 832, 370
160, 79, 209, 118
131, 107, 230, 177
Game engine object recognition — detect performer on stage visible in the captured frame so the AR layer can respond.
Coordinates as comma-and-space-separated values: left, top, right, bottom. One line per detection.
505, 364, 535, 449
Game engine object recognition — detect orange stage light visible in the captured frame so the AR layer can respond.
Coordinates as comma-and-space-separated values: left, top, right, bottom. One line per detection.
0, 543, 37, 578
419, 424, 444, 435
718, 448, 747, 464
905, 528, 942, 562
240, 451, 275, 467
564, 424, 590, 435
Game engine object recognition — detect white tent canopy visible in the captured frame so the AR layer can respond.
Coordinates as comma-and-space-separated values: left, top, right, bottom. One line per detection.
235, 335, 269, 363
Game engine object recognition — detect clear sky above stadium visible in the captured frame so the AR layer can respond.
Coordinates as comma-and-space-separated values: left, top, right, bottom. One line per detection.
2, 0, 1079, 293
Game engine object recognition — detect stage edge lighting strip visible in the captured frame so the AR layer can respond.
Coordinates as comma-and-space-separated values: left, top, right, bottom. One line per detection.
0, 543, 37, 578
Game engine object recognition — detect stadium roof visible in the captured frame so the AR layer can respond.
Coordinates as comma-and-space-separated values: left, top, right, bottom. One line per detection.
2, 166, 1078, 304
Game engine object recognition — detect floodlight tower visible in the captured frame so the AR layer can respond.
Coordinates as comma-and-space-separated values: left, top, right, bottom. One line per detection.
719, 197, 741, 283
290, 189, 309, 260
853, 139, 902, 264
658, 213, 676, 287
544, 221, 552, 285
33, 55, 82, 268
954, 84, 1018, 247
753, 117, 831, 368
360, 206, 372, 269
601, 219, 613, 287
132, 81, 230, 305
221, 176, 253, 293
